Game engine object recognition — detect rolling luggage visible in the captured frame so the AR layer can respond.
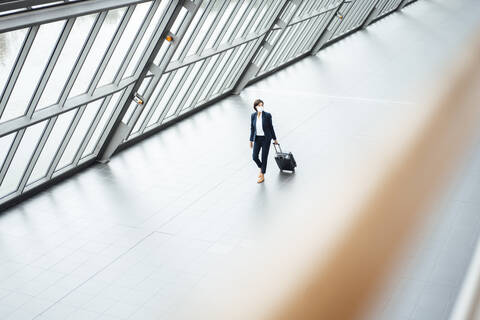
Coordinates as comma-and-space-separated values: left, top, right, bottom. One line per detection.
273, 143, 296, 172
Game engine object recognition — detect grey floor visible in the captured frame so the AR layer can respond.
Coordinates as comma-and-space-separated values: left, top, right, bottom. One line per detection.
1, 0, 480, 319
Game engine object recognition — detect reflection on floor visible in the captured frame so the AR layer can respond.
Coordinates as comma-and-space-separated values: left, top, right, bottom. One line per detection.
0, 0, 479, 319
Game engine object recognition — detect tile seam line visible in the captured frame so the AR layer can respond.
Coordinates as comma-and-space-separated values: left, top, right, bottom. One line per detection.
31, 231, 156, 319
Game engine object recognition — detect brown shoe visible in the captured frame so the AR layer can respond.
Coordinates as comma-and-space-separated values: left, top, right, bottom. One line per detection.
257, 175, 264, 183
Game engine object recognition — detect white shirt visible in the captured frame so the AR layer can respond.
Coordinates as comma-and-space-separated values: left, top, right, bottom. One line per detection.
255, 112, 264, 136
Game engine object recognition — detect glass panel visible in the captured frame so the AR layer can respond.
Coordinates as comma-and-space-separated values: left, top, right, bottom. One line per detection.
83, 90, 124, 158
158, 68, 187, 119
198, 51, 232, 103
214, 45, 245, 94
184, 56, 218, 108
56, 99, 103, 170
69, 7, 126, 98
205, 1, 237, 49
236, 0, 259, 37
0, 132, 15, 168
170, 7, 188, 35
168, 61, 203, 117
171, 1, 207, 62
130, 75, 168, 135
0, 28, 28, 105
187, 0, 221, 55
97, 2, 151, 87
37, 14, 97, 110
222, 0, 250, 44
124, 1, 170, 77
28, 109, 76, 184
0, 121, 47, 198
1, 21, 65, 123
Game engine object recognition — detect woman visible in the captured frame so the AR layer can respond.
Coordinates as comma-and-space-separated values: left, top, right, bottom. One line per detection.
249, 99, 279, 183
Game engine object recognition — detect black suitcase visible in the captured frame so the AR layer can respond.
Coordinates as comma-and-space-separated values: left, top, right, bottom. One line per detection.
273, 143, 296, 172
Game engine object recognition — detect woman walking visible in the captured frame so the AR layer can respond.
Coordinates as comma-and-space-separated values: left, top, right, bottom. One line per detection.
249, 99, 279, 183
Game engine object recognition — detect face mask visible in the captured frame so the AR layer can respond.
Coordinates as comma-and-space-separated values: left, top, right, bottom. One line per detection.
257, 106, 264, 113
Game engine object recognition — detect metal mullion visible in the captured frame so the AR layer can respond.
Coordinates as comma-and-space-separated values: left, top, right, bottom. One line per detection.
204, 48, 237, 98
329, 1, 353, 40
298, 14, 325, 53
73, 95, 112, 164
212, 45, 245, 94
301, 15, 328, 53
58, 11, 107, 105
239, 0, 269, 39
271, 26, 297, 67
361, 0, 383, 28
0, 130, 26, 186
284, 19, 313, 60
150, 64, 194, 126
227, 0, 259, 43
87, 6, 136, 94
183, 55, 224, 113
259, 31, 283, 71
98, 0, 203, 160
112, 1, 159, 85
222, 42, 250, 90
175, 1, 215, 62
274, 25, 300, 67
25, 18, 75, 118
138, 72, 175, 132
211, 0, 243, 48
329, 1, 350, 38
253, 0, 304, 73
156, 70, 187, 124
17, 117, 58, 193
348, 0, 368, 31
231, 38, 263, 83
337, 1, 359, 34
264, 28, 292, 71
166, 31, 264, 73
291, 17, 317, 56
46, 106, 86, 178
0, 0, 151, 34
351, 0, 371, 28
351, 0, 373, 30
342, 1, 362, 32
376, 0, 390, 19
195, 1, 230, 55
0, 26, 39, 119
310, 1, 343, 55
173, 59, 209, 117
296, 0, 315, 18
130, 65, 191, 135
397, 0, 409, 10
0, 77, 136, 138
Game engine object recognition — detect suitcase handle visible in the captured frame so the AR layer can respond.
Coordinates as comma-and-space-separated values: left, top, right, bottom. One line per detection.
273, 142, 282, 154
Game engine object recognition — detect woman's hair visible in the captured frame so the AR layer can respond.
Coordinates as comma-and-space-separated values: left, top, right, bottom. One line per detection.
253, 99, 264, 111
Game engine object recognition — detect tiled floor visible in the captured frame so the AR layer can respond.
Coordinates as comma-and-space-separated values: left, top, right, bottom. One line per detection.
1, 0, 480, 319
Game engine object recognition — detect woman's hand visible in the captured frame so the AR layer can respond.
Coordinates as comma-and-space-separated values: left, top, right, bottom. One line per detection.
273, 140, 279, 145
250, 141, 253, 148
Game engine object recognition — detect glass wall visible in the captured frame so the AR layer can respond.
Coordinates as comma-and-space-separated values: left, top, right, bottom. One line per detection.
0, 0, 418, 207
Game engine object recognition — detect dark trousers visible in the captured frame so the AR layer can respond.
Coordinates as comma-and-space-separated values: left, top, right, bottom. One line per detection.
252, 135, 271, 174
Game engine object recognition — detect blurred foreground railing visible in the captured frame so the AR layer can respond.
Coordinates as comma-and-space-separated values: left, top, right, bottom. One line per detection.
178, 25, 480, 320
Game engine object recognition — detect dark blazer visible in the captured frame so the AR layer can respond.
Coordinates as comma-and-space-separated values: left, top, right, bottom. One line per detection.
250, 111, 277, 142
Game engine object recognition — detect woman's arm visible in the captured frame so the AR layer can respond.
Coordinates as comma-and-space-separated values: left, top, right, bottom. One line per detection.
269, 114, 277, 141
249, 114, 255, 142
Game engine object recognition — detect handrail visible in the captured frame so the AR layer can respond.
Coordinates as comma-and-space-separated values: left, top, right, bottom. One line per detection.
176, 25, 480, 320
